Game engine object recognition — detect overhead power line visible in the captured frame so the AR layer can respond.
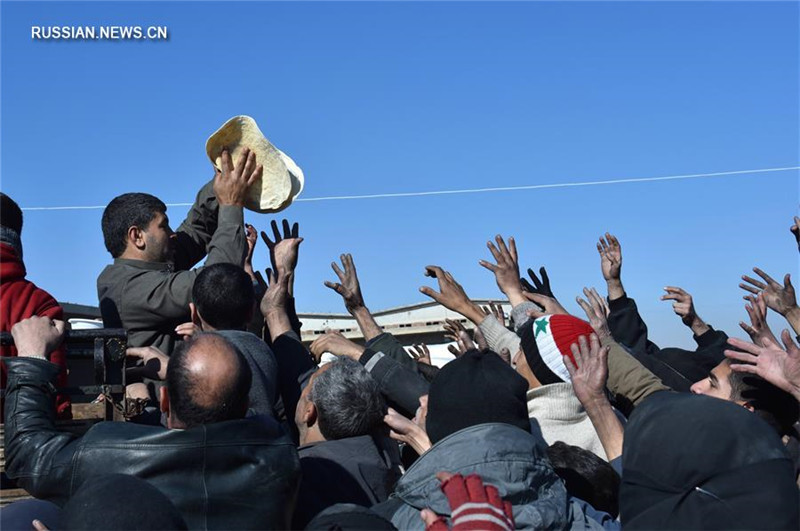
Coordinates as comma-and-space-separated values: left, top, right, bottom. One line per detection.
20, 165, 799, 212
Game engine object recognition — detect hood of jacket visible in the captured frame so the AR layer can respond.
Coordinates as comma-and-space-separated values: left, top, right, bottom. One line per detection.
386, 422, 585, 529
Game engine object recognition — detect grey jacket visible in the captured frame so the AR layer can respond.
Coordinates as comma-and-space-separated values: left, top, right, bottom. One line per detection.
217, 330, 278, 418
372, 423, 603, 530
97, 180, 246, 354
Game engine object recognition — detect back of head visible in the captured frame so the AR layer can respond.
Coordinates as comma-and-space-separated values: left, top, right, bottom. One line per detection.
193, 263, 255, 330
728, 367, 800, 436
309, 357, 385, 440
101, 192, 165, 258
0, 193, 23, 234
426, 349, 530, 444
166, 333, 252, 428
63, 474, 187, 530
621, 392, 799, 529
547, 441, 620, 518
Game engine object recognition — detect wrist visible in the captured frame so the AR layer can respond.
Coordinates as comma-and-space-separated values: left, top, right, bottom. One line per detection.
460, 303, 487, 325
690, 317, 709, 336
606, 279, 624, 299
785, 305, 800, 321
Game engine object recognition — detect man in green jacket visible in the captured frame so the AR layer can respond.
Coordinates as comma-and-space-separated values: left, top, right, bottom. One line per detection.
97, 148, 261, 354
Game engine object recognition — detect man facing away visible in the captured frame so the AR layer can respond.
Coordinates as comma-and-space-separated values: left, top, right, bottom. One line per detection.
97, 148, 261, 354
3, 316, 300, 529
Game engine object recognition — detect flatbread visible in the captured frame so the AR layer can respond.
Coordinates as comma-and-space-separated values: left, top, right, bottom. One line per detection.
205, 116, 302, 213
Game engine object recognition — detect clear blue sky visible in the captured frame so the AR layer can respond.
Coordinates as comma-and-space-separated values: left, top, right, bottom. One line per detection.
2, 1, 798, 348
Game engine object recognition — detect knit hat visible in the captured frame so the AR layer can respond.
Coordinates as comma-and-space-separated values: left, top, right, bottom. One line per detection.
426, 349, 530, 444
518, 315, 595, 385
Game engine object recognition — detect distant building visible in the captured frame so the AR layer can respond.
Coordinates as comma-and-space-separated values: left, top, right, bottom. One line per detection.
60, 300, 513, 367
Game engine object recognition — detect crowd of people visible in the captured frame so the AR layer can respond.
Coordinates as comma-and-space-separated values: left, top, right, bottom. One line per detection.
1, 153, 800, 530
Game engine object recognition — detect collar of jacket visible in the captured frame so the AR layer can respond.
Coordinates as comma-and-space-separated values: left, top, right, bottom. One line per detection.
0, 241, 26, 281
526, 382, 587, 420
391, 423, 570, 527
0, 228, 23, 261
113, 257, 174, 272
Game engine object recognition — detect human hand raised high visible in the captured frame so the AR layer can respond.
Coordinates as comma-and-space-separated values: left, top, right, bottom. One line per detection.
564, 334, 610, 407
740, 293, 779, 348
575, 287, 612, 340
597, 233, 622, 282
480, 302, 507, 328
384, 407, 432, 456
661, 286, 700, 328
443, 319, 476, 358
214, 147, 262, 207
740, 267, 798, 318
244, 223, 258, 273
478, 235, 525, 303
420, 266, 484, 324
324, 253, 366, 314
520, 266, 555, 299
259, 268, 292, 317
726, 331, 800, 402
260, 219, 302, 279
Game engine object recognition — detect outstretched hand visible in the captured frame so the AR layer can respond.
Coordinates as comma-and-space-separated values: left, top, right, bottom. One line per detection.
597, 233, 622, 282
420, 266, 483, 324
214, 147, 263, 207
409, 344, 432, 365
740, 293, 779, 348
660, 286, 699, 327
478, 235, 525, 304
575, 287, 611, 340
740, 267, 798, 318
725, 331, 800, 402
324, 253, 366, 314
384, 407, 432, 456
260, 219, 302, 285
420, 473, 515, 531
520, 266, 555, 299
564, 334, 609, 407
523, 292, 569, 320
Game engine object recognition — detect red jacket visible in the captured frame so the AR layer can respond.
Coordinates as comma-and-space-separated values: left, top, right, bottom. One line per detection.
1, 242, 71, 419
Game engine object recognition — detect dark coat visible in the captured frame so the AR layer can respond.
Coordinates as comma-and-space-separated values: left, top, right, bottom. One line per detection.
3, 357, 300, 530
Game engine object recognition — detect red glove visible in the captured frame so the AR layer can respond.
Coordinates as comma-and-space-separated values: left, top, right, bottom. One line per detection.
424, 473, 515, 531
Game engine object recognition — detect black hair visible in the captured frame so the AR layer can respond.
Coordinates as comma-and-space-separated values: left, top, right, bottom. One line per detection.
0, 193, 23, 234
728, 364, 800, 436
166, 333, 252, 429
101, 193, 166, 258
192, 263, 255, 330
547, 441, 620, 518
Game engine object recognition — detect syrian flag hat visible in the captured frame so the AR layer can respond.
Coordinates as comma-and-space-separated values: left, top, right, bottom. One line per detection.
518, 314, 595, 384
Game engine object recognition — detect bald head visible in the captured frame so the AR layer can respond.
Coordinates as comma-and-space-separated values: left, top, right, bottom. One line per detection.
166, 333, 252, 429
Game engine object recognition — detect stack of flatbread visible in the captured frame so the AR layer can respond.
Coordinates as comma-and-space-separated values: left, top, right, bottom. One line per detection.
206, 115, 304, 213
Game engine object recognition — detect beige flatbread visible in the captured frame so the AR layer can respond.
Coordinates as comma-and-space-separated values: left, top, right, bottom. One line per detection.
206, 116, 302, 213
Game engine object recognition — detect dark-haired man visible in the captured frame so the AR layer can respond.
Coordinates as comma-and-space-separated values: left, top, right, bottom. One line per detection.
3, 316, 300, 529
186, 262, 278, 417
97, 148, 261, 354
0, 193, 70, 419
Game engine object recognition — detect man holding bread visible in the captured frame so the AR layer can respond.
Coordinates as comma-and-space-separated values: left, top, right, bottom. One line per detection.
97, 148, 260, 354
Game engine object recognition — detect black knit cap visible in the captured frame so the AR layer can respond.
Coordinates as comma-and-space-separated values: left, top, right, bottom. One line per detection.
426, 349, 530, 444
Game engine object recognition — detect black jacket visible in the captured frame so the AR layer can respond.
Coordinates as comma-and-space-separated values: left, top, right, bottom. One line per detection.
3, 357, 301, 530
293, 434, 402, 529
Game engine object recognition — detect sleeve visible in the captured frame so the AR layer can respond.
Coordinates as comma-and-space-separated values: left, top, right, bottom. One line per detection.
606, 294, 661, 357
2, 357, 80, 504
601, 337, 670, 408
171, 179, 217, 270
693, 326, 728, 365
358, 349, 429, 418
272, 331, 317, 443
478, 315, 521, 355
510, 301, 540, 333
365, 332, 419, 372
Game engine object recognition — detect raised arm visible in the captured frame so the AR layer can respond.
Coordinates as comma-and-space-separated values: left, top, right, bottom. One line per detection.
740, 267, 800, 338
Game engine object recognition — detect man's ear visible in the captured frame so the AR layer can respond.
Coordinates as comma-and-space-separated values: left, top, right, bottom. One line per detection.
190, 302, 201, 327
742, 401, 756, 413
301, 401, 318, 427
128, 225, 146, 250
160, 386, 170, 415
